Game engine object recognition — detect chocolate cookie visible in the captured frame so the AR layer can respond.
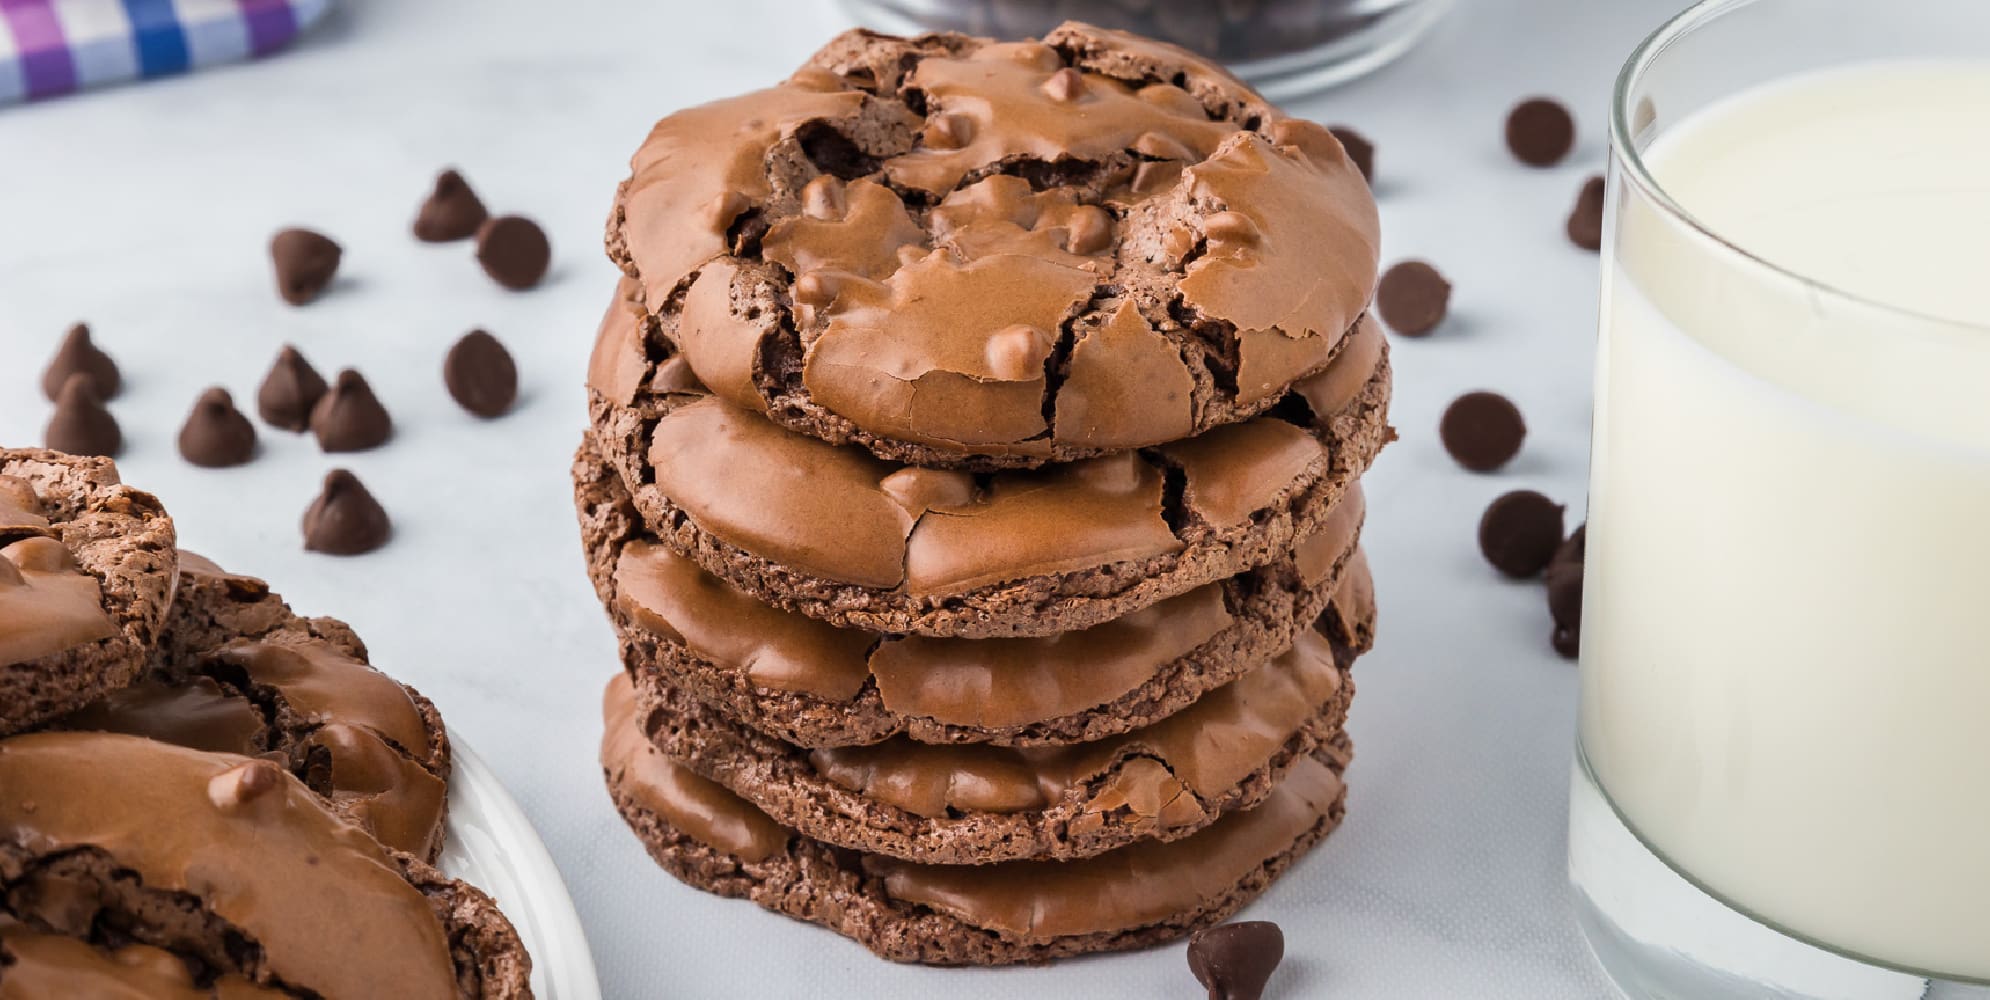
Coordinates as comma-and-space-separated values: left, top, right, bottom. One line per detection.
588, 282, 1391, 639
603, 23, 1379, 471
50, 551, 452, 861
576, 425, 1367, 747
630, 588, 1368, 865
602, 674, 1351, 965
0, 450, 176, 736
0, 731, 532, 998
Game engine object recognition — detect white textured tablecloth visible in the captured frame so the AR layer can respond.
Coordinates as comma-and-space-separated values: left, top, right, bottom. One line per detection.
0, 1, 1673, 995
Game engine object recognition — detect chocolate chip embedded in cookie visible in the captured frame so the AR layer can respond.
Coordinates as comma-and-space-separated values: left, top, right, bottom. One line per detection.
589, 288, 1391, 639
576, 430, 1369, 747
604, 22, 1379, 470
601, 672, 1351, 966
0, 731, 533, 998
0, 450, 175, 736
53, 551, 452, 861
630, 591, 1370, 865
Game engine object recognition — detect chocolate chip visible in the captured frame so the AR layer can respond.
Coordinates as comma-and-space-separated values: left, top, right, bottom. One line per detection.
40, 323, 120, 402
1328, 125, 1373, 183
1376, 260, 1451, 337
302, 469, 391, 555
1187, 921, 1284, 1000
1505, 97, 1575, 167
269, 228, 342, 306
1440, 391, 1527, 472
475, 215, 550, 290
1546, 519, 1586, 626
412, 168, 489, 242
44, 374, 121, 457
1567, 174, 1605, 251
257, 345, 328, 432
1552, 624, 1580, 659
1478, 489, 1564, 578
177, 387, 258, 468
443, 330, 517, 418
309, 369, 392, 452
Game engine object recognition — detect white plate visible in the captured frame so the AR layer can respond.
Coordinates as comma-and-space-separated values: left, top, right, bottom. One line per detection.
439, 738, 603, 1000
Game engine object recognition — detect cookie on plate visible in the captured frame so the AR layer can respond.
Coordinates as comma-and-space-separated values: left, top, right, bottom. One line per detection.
0, 449, 176, 736
588, 282, 1390, 639
602, 672, 1350, 965
51, 551, 453, 861
576, 424, 1366, 747
604, 23, 1379, 470
0, 731, 531, 998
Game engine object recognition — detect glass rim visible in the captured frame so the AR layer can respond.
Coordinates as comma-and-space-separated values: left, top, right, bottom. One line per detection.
1608, 0, 1990, 334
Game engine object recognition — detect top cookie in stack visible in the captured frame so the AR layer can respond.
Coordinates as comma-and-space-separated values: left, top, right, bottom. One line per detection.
582, 21, 1388, 965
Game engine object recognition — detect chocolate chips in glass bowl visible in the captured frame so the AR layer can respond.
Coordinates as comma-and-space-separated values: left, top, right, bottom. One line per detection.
842, 0, 1451, 97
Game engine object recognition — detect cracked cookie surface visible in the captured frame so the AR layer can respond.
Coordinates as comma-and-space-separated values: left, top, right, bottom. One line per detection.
0, 449, 176, 736
587, 280, 1391, 639
48, 551, 452, 861
604, 22, 1379, 470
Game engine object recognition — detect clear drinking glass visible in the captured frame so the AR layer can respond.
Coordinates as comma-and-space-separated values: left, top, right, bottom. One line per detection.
1570, 1, 1990, 997
837, 0, 1451, 98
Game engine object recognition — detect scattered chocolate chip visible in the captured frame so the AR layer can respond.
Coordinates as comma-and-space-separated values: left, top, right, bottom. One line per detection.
40, 323, 120, 402
309, 369, 392, 452
1188, 921, 1284, 1000
1506, 97, 1575, 167
1440, 391, 1527, 472
177, 387, 258, 468
1328, 125, 1373, 182
257, 345, 328, 432
269, 228, 343, 306
44, 374, 121, 457
412, 168, 490, 242
1552, 624, 1580, 659
1376, 260, 1451, 337
1567, 174, 1606, 251
475, 215, 550, 290
444, 330, 518, 418
1545, 523, 1586, 659
302, 469, 391, 555
1479, 489, 1564, 579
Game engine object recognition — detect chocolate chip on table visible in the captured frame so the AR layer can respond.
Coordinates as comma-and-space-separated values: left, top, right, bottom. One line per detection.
1546, 523, 1586, 659
257, 345, 328, 432
302, 468, 391, 555
1328, 125, 1374, 182
309, 369, 392, 452
40, 322, 120, 401
475, 215, 551, 290
177, 387, 258, 468
44, 374, 121, 457
1567, 174, 1606, 251
1188, 921, 1285, 1000
269, 228, 343, 306
443, 330, 518, 418
1440, 391, 1527, 473
1479, 489, 1565, 579
1376, 260, 1451, 337
413, 168, 489, 242
1506, 97, 1575, 167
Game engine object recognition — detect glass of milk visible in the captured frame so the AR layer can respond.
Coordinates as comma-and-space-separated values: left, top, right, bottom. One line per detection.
1569, 0, 1990, 997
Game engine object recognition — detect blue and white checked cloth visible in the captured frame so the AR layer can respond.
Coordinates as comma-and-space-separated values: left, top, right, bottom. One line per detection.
0, 0, 330, 104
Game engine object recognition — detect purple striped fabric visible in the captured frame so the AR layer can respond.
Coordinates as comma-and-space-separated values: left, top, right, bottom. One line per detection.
0, 0, 329, 104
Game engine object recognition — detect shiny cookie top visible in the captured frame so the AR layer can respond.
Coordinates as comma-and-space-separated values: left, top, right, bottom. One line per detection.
606, 22, 1379, 468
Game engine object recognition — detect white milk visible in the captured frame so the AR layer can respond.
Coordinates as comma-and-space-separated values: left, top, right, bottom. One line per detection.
1582, 62, 1990, 979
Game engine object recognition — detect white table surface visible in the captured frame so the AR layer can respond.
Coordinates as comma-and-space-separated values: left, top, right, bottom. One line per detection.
0, 1, 1677, 995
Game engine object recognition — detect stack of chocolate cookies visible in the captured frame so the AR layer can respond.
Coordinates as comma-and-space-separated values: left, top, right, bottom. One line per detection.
0, 449, 533, 997
577, 21, 1388, 965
